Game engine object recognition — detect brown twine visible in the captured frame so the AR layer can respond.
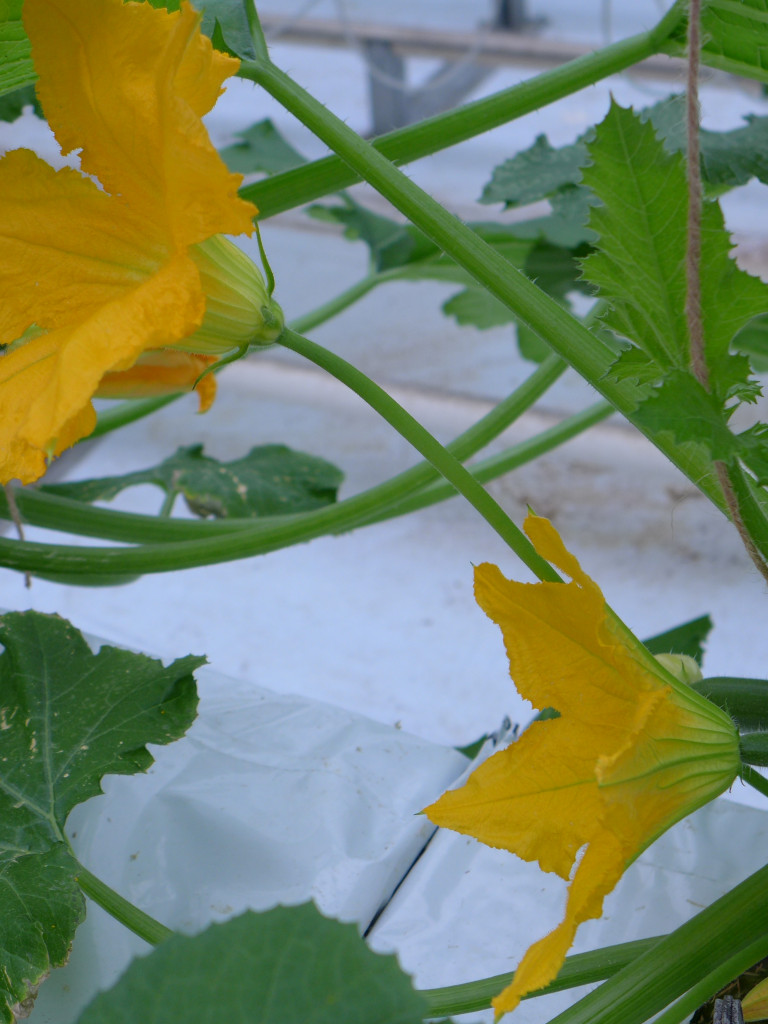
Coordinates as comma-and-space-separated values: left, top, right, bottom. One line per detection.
685, 0, 768, 583
685, 0, 708, 390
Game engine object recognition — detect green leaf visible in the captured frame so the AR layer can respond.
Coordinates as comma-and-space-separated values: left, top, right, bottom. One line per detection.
663, 0, 768, 84
442, 287, 517, 330
0, 82, 40, 121
75, 905, 430, 1024
309, 201, 423, 274
0, 845, 83, 1024
733, 312, 768, 372
145, 0, 254, 57
199, 0, 255, 60
481, 93, 768, 234
581, 101, 768, 403
480, 132, 591, 208
42, 444, 344, 519
700, 113, 768, 191
441, 234, 594, 360
0, 0, 33, 98
631, 370, 738, 456
478, 98, 683, 212
220, 118, 308, 175
642, 614, 713, 665
0, 611, 201, 1021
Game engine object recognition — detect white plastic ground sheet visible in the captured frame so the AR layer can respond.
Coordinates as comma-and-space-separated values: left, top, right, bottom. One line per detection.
28, 666, 768, 1024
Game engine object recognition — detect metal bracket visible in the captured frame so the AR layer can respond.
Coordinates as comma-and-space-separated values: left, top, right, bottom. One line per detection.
714, 996, 745, 1024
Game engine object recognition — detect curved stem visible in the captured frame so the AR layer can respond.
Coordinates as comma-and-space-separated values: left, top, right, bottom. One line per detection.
278, 329, 560, 581
240, 11, 684, 219
237, 57, 725, 519
13, 354, 565, 543
366, 400, 613, 525
75, 862, 173, 946
421, 936, 661, 1018
0, 356, 567, 572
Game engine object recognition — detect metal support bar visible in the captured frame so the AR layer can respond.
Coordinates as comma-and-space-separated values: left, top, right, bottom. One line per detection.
364, 39, 408, 136
493, 0, 529, 30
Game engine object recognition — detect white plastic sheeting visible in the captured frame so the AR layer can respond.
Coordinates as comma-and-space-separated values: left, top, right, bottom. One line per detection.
29, 667, 468, 1023
29, 665, 768, 1024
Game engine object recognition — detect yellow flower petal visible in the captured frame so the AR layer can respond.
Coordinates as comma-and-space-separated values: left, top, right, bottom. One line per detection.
0, 149, 162, 345
96, 350, 218, 413
1, 0, 263, 483
424, 515, 740, 1018
0, 256, 203, 484
25, 0, 256, 248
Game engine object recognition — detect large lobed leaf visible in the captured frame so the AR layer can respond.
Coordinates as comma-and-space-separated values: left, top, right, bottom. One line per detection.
580, 101, 768, 405
41, 444, 344, 519
482, 95, 768, 219
75, 905, 430, 1024
220, 117, 308, 176
663, 0, 768, 84
578, 100, 768, 559
0, 612, 201, 1020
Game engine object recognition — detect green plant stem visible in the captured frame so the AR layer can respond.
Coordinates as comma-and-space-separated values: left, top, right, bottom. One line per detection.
158, 490, 177, 518
359, 400, 614, 525
278, 329, 560, 582
277, 331, 689, 688
651, 934, 768, 1024
75, 862, 172, 946
742, 764, 768, 800
421, 936, 662, 1017
243, 0, 269, 61
239, 7, 684, 218
0, 396, 607, 548
0, 356, 567, 571
236, 58, 726, 520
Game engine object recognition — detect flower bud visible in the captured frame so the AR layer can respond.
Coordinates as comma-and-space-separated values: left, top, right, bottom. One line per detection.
180, 234, 284, 355
654, 653, 703, 685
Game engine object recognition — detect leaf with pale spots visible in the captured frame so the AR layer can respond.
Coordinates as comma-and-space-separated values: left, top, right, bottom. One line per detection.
41, 443, 344, 519
0, 611, 201, 1022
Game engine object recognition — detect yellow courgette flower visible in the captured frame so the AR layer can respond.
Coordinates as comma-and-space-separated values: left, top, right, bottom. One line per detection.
424, 515, 740, 1018
0, 0, 273, 484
